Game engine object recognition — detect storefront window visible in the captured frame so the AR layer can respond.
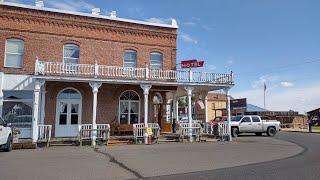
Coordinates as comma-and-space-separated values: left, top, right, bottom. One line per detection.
119, 90, 140, 124
2, 91, 33, 128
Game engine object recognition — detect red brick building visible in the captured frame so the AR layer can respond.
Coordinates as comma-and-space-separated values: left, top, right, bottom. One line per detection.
0, 1, 233, 143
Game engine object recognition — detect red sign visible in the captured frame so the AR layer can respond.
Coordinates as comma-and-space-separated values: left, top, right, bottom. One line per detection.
181, 59, 204, 68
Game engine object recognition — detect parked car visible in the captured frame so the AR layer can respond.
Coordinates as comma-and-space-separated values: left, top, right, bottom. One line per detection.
210, 116, 242, 126
0, 118, 13, 152
229, 115, 281, 137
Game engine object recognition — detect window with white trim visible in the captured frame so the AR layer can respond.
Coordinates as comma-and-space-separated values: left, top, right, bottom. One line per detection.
2, 90, 33, 128
5, 39, 24, 68
124, 50, 137, 68
119, 90, 140, 124
63, 44, 80, 64
150, 52, 163, 70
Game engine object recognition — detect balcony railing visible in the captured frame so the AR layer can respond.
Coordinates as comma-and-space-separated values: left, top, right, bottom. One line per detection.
35, 60, 233, 84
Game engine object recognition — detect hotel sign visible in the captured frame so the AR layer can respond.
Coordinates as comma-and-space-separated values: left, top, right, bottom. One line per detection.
181, 59, 204, 68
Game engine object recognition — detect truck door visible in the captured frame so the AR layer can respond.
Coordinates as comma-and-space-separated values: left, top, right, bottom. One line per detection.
0, 118, 6, 144
251, 116, 262, 132
239, 116, 253, 132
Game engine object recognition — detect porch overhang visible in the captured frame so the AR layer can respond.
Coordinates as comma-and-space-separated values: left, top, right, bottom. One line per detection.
32, 75, 234, 94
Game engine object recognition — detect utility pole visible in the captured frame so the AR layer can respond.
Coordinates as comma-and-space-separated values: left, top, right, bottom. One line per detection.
264, 83, 267, 109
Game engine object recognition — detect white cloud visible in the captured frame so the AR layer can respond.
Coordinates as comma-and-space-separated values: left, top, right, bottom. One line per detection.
46, 0, 95, 12
207, 65, 217, 71
179, 33, 198, 44
183, 21, 197, 26
232, 83, 320, 114
202, 24, 216, 31
280, 81, 294, 88
145, 17, 171, 24
251, 74, 279, 89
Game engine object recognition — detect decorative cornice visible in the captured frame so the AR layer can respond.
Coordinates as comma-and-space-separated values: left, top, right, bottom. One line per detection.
0, 8, 177, 40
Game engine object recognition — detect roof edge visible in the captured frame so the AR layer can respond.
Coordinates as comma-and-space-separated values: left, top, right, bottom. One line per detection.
0, 1, 179, 29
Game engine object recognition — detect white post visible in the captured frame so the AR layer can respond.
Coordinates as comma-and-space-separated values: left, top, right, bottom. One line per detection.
184, 86, 194, 142
40, 84, 46, 125
0, 72, 4, 118
225, 88, 232, 141
32, 79, 45, 143
89, 82, 102, 147
172, 92, 177, 133
205, 95, 208, 123
140, 84, 152, 144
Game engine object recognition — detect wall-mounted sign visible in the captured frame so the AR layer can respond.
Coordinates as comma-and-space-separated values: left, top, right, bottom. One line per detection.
181, 59, 204, 68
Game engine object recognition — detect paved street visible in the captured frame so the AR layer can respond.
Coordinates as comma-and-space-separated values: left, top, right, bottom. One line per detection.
148, 132, 320, 180
0, 132, 310, 180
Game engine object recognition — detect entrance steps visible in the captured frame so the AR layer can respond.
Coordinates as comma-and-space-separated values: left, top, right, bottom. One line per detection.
158, 133, 180, 143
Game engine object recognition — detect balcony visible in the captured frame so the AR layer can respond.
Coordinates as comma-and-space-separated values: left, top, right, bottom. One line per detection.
35, 60, 233, 85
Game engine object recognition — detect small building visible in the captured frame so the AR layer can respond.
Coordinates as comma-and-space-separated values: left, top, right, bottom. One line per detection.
307, 108, 320, 126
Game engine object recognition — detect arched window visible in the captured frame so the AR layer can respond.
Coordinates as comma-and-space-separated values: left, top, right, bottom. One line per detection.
5, 38, 24, 68
57, 89, 81, 100
123, 49, 137, 68
63, 44, 80, 64
119, 90, 140, 124
150, 52, 163, 70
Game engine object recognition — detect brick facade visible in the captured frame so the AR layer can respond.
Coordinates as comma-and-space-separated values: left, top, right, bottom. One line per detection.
0, 4, 177, 75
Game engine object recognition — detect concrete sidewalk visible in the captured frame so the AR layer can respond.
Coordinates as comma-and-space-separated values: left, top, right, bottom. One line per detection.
0, 135, 303, 180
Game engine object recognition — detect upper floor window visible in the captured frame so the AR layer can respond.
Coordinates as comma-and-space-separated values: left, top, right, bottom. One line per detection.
5, 39, 24, 68
124, 50, 137, 68
63, 44, 79, 64
150, 52, 163, 70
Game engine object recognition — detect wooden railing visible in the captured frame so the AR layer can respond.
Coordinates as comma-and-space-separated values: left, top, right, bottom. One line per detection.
35, 60, 233, 84
132, 123, 160, 141
78, 124, 110, 141
177, 122, 202, 142
38, 125, 52, 146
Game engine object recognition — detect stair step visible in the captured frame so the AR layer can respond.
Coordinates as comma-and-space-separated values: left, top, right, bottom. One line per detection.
49, 143, 75, 147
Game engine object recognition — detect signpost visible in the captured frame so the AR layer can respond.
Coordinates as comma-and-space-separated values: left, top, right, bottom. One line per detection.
181, 59, 204, 68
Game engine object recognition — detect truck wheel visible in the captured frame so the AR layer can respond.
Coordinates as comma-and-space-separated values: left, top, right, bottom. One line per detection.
231, 127, 239, 137
4, 135, 13, 152
255, 132, 263, 136
267, 127, 277, 137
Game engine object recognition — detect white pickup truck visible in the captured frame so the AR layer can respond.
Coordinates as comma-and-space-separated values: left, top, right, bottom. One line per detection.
0, 118, 12, 152
230, 115, 281, 137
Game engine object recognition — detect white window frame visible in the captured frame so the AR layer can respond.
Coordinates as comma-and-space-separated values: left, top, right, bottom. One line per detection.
123, 49, 137, 68
118, 90, 140, 125
150, 52, 163, 70
4, 38, 24, 68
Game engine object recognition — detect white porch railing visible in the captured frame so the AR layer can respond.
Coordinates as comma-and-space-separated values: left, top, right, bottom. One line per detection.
177, 122, 202, 142
217, 123, 229, 137
78, 124, 110, 140
133, 123, 160, 141
35, 60, 233, 84
38, 125, 52, 146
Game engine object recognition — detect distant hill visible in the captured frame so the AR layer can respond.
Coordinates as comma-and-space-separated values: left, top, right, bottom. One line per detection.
247, 104, 268, 112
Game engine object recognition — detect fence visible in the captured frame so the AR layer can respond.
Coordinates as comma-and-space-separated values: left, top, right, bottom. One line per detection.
78, 124, 110, 146
38, 125, 52, 147
177, 122, 202, 142
132, 123, 160, 142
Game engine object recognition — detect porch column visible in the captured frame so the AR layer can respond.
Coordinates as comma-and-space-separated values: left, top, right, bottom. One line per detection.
224, 88, 232, 141
140, 84, 152, 144
205, 95, 208, 123
40, 84, 46, 125
184, 86, 194, 142
172, 91, 177, 133
89, 82, 102, 147
32, 79, 45, 143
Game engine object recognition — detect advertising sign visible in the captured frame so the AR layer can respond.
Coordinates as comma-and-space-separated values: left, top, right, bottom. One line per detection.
181, 59, 204, 68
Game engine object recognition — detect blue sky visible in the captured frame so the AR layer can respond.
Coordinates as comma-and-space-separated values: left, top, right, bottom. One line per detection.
5, 0, 320, 113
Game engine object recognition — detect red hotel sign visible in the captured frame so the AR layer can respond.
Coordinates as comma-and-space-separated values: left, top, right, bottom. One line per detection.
181, 59, 204, 68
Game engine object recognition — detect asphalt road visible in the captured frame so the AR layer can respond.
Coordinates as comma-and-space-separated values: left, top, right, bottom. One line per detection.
146, 132, 320, 180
